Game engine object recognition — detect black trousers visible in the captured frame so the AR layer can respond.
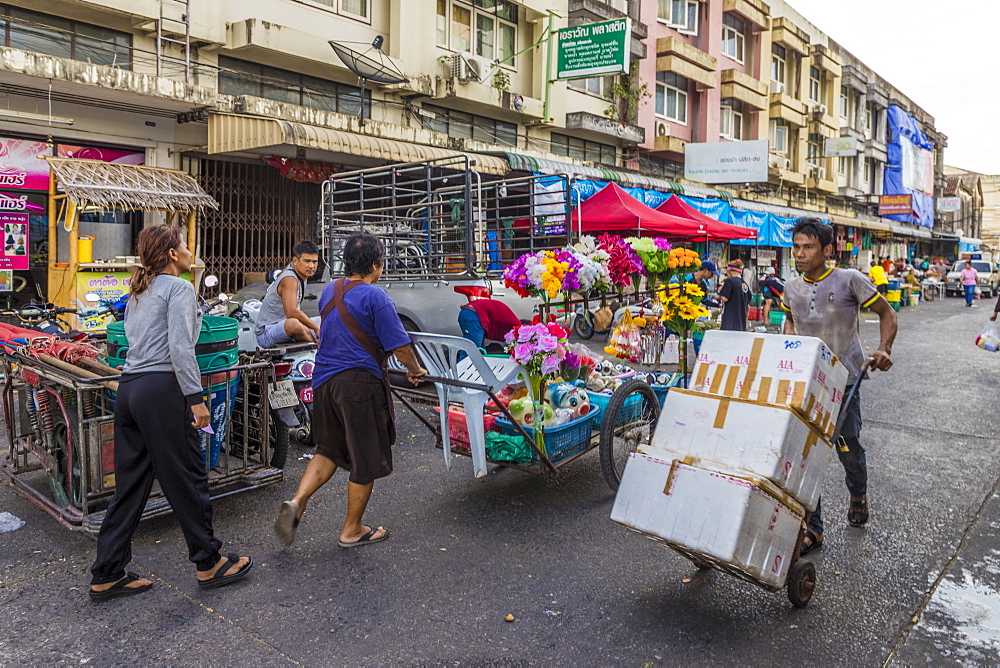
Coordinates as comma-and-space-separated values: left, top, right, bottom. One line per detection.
90, 372, 221, 585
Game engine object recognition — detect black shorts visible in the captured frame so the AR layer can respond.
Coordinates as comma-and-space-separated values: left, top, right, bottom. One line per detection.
877, 284, 888, 295
313, 369, 395, 485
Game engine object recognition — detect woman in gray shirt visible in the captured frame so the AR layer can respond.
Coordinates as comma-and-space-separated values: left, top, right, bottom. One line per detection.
89, 225, 252, 602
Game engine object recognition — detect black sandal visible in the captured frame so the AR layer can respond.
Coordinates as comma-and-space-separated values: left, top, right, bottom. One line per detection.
198, 553, 253, 590
848, 495, 869, 527
89, 572, 153, 603
800, 529, 823, 556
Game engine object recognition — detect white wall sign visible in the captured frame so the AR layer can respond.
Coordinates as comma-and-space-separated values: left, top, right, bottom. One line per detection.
936, 196, 961, 212
823, 136, 857, 157
684, 140, 769, 184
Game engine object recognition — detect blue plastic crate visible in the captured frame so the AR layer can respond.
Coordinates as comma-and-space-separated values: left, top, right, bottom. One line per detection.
494, 412, 595, 463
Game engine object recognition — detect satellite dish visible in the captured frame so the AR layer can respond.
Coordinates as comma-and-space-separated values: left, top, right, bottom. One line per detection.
329, 38, 408, 127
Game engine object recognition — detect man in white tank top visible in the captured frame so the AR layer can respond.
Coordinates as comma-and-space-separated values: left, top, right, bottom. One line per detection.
256, 240, 321, 348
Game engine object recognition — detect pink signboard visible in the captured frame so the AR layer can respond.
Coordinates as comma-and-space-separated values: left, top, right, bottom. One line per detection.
0, 212, 30, 270
0, 191, 44, 213
0, 137, 52, 191
57, 144, 145, 165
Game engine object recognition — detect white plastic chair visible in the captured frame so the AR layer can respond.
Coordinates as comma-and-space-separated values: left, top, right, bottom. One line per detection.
409, 332, 525, 478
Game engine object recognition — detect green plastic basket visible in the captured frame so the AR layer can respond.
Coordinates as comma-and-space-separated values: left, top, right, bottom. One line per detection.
106, 315, 239, 373
750, 293, 764, 307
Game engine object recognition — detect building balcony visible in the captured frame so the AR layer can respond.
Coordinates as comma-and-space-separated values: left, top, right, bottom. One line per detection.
867, 83, 890, 109
807, 172, 838, 194
770, 165, 806, 186
770, 17, 809, 55
807, 107, 839, 135
841, 65, 867, 92
433, 76, 544, 120
653, 135, 687, 155
839, 185, 866, 200
810, 44, 842, 78
656, 37, 717, 89
565, 111, 644, 144
720, 69, 768, 110
769, 93, 807, 127
53, 0, 222, 44
722, 0, 770, 29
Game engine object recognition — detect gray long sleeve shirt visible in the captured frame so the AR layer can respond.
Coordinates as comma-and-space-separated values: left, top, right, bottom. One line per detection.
123, 274, 204, 406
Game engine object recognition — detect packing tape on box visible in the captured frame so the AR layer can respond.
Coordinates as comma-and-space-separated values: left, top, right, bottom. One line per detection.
758, 376, 773, 404
724, 366, 740, 396
709, 365, 726, 394
694, 363, 709, 390
713, 398, 731, 429
672, 453, 807, 517
791, 382, 806, 408
739, 338, 766, 400
776, 379, 790, 403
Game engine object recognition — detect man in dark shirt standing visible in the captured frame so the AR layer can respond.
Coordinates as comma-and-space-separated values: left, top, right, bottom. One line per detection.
718, 260, 750, 331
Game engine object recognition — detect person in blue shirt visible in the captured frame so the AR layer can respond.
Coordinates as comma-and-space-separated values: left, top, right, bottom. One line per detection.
684, 260, 720, 307
274, 233, 426, 548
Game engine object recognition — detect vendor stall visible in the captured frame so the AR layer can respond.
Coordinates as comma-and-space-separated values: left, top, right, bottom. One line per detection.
44, 157, 218, 330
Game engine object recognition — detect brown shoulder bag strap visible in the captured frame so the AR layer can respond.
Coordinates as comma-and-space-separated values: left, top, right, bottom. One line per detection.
322, 278, 386, 368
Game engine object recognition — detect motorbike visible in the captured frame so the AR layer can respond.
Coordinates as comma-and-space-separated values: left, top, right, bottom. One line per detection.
229, 297, 316, 453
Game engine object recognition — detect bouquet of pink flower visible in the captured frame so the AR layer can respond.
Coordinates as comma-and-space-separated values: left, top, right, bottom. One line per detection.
598, 233, 645, 289
504, 319, 571, 455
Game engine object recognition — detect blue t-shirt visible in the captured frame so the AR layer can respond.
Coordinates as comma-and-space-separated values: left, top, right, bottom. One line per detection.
313, 280, 412, 389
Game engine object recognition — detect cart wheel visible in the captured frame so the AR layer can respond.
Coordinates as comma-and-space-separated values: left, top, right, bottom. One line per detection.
599, 379, 661, 491
269, 413, 290, 469
787, 559, 817, 608
573, 312, 595, 340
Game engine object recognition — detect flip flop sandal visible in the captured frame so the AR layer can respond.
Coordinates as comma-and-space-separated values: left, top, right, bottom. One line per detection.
848, 496, 869, 527
338, 527, 389, 549
274, 501, 301, 546
89, 572, 153, 603
198, 553, 253, 590
800, 529, 824, 556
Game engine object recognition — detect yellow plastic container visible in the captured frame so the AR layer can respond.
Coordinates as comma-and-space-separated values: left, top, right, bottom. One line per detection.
885, 289, 901, 302
78, 235, 94, 263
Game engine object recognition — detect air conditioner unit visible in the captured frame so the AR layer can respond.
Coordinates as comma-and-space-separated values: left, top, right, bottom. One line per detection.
770, 81, 785, 95
813, 166, 827, 180
655, 121, 671, 138
451, 53, 482, 83
812, 104, 827, 115
768, 154, 784, 169
782, 158, 791, 170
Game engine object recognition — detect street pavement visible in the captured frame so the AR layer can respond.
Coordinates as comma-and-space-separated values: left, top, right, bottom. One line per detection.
1, 295, 999, 666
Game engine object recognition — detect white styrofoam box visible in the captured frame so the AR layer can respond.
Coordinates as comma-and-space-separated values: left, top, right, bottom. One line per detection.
691, 330, 849, 436
611, 453, 805, 590
645, 388, 833, 510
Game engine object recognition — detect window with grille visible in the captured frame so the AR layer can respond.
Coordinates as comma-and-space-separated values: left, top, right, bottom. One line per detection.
0, 6, 132, 69
422, 104, 518, 147
721, 14, 745, 63
219, 57, 371, 116
436, 0, 518, 66
655, 72, 688, 124
720, 99, 743, 140
550, 134, 617, 166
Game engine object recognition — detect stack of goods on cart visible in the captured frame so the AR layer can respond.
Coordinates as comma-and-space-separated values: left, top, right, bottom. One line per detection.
611, 330, 849, 589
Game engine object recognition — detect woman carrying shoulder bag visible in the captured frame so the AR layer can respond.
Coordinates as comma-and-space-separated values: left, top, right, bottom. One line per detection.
89, 225, 252, 603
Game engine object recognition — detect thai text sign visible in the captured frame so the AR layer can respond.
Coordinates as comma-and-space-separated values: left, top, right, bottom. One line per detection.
684, 140, 768, 184
823, 136, 857, 157
556, 18, 631, 79
0, 137, 51, 190
937, 196, 961, 213
878, 194, 913, 216
0, 212, 29, 270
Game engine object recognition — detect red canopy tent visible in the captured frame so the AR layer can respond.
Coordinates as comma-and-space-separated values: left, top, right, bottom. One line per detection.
656, 195, 758, 241
567, 183, 708, 238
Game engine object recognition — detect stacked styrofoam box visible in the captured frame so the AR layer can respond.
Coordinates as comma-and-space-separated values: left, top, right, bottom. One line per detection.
689, 330, 849, 437
611, 331, 850, 585
611, 454, 804, 589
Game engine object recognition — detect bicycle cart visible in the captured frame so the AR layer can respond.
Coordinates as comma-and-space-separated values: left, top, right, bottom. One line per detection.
1, 351, 283, 533
390, 333, 663, 491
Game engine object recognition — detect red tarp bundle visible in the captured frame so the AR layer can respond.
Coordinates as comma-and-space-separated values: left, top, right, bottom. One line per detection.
656, 196, 758, 241
568, 183, 708, 238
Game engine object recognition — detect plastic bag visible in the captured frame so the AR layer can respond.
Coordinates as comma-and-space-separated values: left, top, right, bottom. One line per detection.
975, 321, 999, 352
484, 431, 534, 464
662, 334, 679, 364
593, 306, 613, 332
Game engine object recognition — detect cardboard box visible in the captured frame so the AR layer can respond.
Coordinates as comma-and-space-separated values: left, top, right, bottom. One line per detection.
691, 330, 849, 435
611, 453, 804, 590
645, 388, 834, 510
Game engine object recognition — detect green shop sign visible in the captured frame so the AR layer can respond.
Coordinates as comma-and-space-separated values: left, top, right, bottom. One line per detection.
556, 18, 631, 80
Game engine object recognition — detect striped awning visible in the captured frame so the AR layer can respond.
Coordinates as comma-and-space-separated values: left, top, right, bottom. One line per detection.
729, 198, 830, 222
499, 152, 732, 200
208, 114, 509, 175
828, 213, 891, 232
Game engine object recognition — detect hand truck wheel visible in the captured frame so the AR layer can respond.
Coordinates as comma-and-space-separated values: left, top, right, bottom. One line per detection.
787, 559, 816, 608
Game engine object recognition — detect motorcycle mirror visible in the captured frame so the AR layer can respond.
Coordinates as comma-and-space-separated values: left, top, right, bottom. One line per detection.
218, 293, 229, 303
204, 275, 219, 288
85, 292, 100, 302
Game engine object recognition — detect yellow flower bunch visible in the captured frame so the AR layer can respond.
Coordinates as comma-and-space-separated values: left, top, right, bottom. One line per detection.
667, 247, 700, 270
540, 255, 569, 298
658, 281, 710, 329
